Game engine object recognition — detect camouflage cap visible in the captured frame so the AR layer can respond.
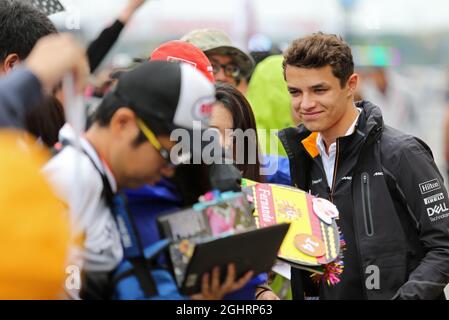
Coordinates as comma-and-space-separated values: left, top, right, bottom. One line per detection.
181, 29, 254, 77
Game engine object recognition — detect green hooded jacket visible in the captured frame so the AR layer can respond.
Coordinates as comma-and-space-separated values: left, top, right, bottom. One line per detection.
247, 55, 294, 156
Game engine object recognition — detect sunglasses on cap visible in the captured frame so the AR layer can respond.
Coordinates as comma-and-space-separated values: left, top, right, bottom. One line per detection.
136, 118, 191, 168
211, 62, 241, 79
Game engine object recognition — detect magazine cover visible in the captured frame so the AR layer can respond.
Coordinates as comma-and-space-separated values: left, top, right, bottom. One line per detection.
158, 192, 257, 286
245, 182, 342, 278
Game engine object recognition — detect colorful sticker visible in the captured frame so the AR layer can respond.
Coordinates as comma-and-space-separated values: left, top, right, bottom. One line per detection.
312, 198, 339, 225
294, 233, 326, 257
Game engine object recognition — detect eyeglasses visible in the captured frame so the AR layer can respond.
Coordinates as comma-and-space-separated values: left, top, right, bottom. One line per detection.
211, 62, 241, 79
136, 118, 170, 161
136, 118, 191, 167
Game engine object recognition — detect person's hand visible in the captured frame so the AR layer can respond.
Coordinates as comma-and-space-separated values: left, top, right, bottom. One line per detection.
256, 288, 280, 300
25, 34, 88, 94
190, 264, 254, 300
119, 0, 148, 24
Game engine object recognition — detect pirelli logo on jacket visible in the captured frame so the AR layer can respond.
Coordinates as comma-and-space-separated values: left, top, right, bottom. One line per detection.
418, 179, 449, 222
424, 193, 445, 205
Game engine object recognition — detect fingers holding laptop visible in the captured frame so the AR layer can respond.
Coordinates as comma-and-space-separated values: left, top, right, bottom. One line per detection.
217, 264, 254, 297
190, 264, 254, 300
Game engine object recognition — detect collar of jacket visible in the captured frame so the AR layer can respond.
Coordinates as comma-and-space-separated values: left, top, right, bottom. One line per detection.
278, 101, 384, 189
279, 100, 384, 159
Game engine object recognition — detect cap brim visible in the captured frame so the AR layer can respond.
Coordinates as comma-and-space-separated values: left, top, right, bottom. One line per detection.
205, 46, 255, 77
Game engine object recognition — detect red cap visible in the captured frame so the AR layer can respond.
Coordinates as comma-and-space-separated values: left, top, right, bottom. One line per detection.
150, 40, 215, 83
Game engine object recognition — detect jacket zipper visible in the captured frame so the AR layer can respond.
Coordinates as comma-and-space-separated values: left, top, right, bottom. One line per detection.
361, 172, 374, 236
329, 140, 340, 202
331, 140, 370, 298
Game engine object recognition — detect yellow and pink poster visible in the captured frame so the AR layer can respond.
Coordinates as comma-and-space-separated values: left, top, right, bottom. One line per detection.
251, 183, 340, 268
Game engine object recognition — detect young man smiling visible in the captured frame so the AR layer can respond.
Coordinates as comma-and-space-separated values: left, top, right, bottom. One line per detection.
279, 32, 449, 300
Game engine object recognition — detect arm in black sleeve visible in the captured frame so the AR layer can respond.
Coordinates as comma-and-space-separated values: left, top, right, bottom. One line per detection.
0, 67, 43, 129
391, 138, 449, 299
87, 20, 125, 73
291, 268, 319, 300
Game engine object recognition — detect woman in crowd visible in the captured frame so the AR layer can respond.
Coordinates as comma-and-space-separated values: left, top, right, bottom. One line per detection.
126, 82, 290, 300
211, 83, 291, 185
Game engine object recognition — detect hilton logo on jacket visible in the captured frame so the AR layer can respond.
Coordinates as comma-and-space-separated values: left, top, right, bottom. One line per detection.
419, 179, 441, 195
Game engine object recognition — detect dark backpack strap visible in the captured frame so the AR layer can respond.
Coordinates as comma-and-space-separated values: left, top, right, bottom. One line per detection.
53, 139, 159, 298
128, 258, 158, 296
93, 169, 159, 298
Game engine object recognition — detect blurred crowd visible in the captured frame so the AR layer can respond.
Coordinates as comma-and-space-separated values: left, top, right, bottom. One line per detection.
1, 0, 449, 300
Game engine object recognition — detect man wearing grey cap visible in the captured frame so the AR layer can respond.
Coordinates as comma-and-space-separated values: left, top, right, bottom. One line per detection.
182, 29, 254, 94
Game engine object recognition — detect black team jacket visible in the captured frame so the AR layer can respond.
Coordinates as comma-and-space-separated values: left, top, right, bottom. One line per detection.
278, 101, 449, 300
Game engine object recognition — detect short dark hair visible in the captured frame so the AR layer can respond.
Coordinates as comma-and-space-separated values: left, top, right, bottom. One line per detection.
91, 93, 123, 127
25, 95, 65, 147
0, 0, 57, 62
92, 92, 148, 146
283, 32, 354, 87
